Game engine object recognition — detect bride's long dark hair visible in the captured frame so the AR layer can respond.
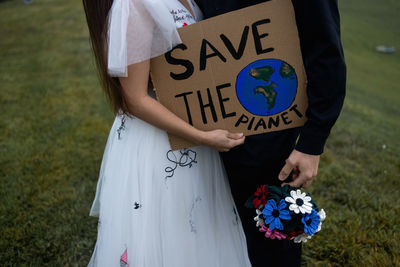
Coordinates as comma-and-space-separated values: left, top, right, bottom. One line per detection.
82, 0, 127, 113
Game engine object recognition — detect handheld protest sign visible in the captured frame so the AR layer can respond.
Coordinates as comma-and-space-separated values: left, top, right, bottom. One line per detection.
150, 0, 308, 150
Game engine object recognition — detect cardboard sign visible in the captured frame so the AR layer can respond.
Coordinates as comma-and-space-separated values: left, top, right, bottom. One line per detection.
150, 0, 308, 150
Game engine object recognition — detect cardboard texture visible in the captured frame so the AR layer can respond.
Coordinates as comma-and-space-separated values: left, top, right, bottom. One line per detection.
150, 0, 308, 150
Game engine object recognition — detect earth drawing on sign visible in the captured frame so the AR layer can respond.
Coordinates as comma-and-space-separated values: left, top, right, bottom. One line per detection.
236, 59, 298, 116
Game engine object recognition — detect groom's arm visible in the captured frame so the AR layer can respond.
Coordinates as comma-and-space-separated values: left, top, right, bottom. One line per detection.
293, 0, 346, 155
279, 0, 346, 187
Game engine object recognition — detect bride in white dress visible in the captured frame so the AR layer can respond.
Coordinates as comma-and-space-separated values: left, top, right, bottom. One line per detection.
82, 0, 252, 266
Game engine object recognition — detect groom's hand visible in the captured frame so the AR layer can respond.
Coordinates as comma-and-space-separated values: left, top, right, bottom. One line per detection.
278, 149, 320, 188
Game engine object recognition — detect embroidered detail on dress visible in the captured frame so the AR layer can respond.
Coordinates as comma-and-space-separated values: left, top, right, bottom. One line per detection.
120, 248, 129, 267
165, 149, 197, 179
189, 196, 202, 233
134, 202, 142, 209
117, 116, 126, 140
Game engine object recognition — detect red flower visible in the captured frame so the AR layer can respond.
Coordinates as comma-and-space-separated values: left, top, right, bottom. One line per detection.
254, 185, 268, 197
253, 185, 269, 208
286, 230, 304, 240
182, 23, 188, 27
253, 198, 263, 209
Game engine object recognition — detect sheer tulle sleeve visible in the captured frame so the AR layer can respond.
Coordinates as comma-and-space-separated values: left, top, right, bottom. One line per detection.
107, 0, 182, 77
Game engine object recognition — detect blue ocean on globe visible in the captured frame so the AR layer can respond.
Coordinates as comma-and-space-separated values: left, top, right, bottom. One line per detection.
235, 59, 298, 116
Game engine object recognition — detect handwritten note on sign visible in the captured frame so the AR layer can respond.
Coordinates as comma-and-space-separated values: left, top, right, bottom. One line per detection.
150, 0, 308, 150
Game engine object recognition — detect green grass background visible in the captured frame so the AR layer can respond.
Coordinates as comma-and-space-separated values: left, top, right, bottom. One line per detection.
0, 0, 399, 266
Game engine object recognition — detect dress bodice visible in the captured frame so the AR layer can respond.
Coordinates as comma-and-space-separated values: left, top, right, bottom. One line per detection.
164, 0, 203, 26
148, 0, 203, 98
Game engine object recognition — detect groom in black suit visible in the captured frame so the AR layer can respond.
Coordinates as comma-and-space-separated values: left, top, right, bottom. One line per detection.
194, 0, 346, 266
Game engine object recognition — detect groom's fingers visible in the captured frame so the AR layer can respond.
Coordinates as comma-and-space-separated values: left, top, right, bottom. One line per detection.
278, 160, 294, 181
303, 179, 312, 188
284, 170, 314, 188
283, 174, 306, 188
292, 167, 300, 179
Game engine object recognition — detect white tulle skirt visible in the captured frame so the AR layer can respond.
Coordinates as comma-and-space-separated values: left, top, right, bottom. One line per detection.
88, 115, 251, 267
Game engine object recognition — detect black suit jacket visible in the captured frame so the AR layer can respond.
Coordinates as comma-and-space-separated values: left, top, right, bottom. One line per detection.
194, 0, 346, 166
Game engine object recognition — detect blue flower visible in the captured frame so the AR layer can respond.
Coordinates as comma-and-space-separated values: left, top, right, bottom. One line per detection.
262, 199, 291, 231
302, 209, 321, 236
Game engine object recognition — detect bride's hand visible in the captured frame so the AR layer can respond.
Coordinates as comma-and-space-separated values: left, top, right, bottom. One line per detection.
200, 130, 245, 152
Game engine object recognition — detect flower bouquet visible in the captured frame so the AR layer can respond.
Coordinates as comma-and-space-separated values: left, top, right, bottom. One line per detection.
245, 184, 326, 243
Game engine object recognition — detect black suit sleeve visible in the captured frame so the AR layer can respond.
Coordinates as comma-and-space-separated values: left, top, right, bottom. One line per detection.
292, 0, 346, 155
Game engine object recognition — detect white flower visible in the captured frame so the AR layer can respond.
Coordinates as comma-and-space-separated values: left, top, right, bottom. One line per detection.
254, 209, 265, 227
319, 209, 326, 221
293, 233, 311, 243
285, 189, 313, 214
315, 209, 326, 233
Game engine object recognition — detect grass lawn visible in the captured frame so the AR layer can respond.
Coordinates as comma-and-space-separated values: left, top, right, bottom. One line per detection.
0, 0, 399, 266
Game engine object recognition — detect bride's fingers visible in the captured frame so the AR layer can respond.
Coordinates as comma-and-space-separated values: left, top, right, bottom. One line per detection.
205, 130, 245, 151
226, 136, 245, 149
233, 136, 245, 146
226, 132, 244, 140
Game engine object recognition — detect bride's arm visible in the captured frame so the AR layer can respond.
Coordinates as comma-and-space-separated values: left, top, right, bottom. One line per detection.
119, 59, 245, 152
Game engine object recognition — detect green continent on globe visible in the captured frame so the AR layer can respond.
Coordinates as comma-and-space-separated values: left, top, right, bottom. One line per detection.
254, 84, 278, 110
249, 66, 275, 82
279, 62, 295, 79
249, 65, 278, 110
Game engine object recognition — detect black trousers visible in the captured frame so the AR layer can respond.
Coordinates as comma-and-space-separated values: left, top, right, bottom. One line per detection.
222, 158, 302, 267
